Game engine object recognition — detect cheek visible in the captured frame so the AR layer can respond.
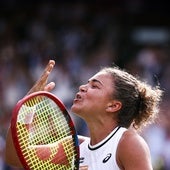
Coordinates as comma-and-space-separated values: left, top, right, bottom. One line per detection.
86, 94, 107, 112
71, 92, 108, 114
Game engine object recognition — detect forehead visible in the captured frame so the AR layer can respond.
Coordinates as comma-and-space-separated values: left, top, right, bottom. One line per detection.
90, 71, 113, 86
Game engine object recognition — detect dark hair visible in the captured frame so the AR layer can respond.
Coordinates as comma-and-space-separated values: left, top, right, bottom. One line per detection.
100, 67, 163, 130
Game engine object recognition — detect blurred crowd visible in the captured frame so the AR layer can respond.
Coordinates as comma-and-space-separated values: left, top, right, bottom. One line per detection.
0, 1, 170, 170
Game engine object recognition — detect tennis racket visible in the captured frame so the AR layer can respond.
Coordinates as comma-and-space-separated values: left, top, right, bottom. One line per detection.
11, 91, 79, 170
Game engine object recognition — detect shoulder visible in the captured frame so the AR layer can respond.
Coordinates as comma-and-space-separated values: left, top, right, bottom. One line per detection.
119, 129, 148, 146
78, 135, 90, 144
116, 129, 152, 170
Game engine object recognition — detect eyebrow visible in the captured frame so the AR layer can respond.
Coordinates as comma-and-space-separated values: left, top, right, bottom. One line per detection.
88, 78, 103, 86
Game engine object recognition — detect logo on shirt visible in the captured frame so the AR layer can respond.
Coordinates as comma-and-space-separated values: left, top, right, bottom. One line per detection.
79, 157, 85, 163
102, 153, 112, 163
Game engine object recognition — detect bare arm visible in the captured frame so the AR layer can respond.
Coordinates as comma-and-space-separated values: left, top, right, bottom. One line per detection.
116, 129, 153, 170
5, 60, 56, 167
5, 127, 23, 167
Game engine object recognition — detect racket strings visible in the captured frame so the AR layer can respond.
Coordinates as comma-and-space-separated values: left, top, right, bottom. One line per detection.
16, 95, 78, 170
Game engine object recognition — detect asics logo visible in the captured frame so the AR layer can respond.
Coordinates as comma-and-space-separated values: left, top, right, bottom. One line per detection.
79, 157, 85, 163
102, 153, 112, 163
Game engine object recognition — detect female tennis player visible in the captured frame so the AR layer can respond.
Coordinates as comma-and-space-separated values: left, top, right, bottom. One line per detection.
5, 60, 163, 170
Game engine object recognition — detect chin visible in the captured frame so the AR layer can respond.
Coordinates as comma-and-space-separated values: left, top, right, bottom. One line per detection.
71, 105, 81, 116
71, 105, 77, 113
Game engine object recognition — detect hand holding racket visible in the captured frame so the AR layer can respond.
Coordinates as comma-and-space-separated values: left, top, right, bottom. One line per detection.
11, 91, 79, 170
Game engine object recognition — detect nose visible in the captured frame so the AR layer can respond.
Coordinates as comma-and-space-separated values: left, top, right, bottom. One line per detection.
79, 84, 87, 92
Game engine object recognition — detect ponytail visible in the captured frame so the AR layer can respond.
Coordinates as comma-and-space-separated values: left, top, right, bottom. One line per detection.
100, 67, 163, 130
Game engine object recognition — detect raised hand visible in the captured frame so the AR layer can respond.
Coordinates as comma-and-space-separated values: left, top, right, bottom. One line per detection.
27, 60, 56, 95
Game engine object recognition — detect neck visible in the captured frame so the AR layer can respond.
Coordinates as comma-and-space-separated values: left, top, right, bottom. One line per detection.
86, 120, 118, 145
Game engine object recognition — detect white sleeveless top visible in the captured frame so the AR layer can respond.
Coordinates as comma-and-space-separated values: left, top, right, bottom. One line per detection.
79, 126, 127, 170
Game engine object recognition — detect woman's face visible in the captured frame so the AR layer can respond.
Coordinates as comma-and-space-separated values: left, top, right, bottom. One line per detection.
71, 71, 115, 120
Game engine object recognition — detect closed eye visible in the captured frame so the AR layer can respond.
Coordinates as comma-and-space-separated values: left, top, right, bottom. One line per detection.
90, 82, 100, 89
88, 79, 103, 89
91, 84, 99, 88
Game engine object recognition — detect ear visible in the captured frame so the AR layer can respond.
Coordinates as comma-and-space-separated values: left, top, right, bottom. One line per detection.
106, 100, 122, 113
